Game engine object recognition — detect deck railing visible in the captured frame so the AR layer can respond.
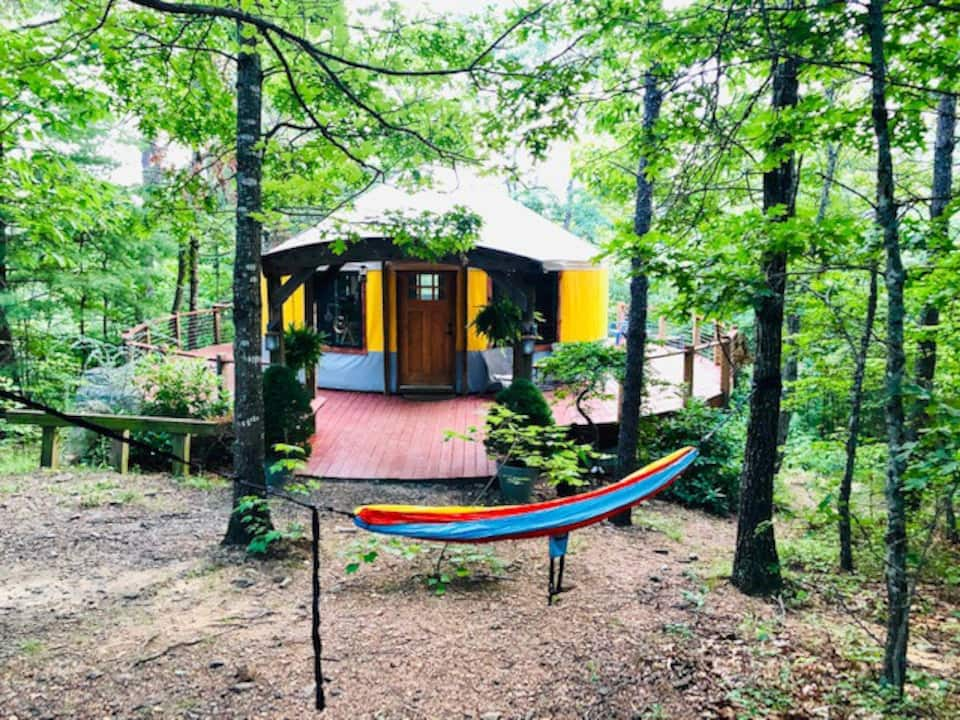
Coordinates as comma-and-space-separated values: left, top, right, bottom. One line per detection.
121, 304, 234, 374
644, 315, 735, 404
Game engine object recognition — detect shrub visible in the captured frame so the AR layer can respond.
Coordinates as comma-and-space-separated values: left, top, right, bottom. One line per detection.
263, 365, 314, 458
635, 400, 742, 515
283, 325, 325, 373
135, 355, 230, 419
494, 378, 554, 426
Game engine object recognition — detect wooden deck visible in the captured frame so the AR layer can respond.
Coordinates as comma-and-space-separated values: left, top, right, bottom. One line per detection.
183, 340, 724, 480
307, 352, 723, 480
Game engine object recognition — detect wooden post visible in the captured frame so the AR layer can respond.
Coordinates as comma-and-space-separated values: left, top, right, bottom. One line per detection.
658, 315, 667, 341
460, 264, 468, 395
40, 427, 60, 469
213, 307, 222, 345
382, 262, 391, 395
174, 312, 182, 349
713, 321, 723, 364
720, 337, 732, 405
110, 430, 130, 475
144, 326, 152, 347
683, 345, 695, 403
171, 434, 191, 477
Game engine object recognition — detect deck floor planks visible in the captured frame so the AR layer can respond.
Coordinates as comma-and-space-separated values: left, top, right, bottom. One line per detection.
195, 345, 723, 480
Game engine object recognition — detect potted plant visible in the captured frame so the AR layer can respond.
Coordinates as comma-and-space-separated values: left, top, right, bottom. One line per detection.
263, 364, 316, 485
471, 296, 524, 347
482, 379, 601, 502
283, 325, 326, 391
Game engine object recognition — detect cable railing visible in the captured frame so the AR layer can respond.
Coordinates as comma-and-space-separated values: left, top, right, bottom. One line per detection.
642, 314, 735, 405
121, 304, 234, 375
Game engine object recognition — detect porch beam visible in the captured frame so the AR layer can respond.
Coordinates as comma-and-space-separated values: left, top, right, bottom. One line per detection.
262, 237, 543, 277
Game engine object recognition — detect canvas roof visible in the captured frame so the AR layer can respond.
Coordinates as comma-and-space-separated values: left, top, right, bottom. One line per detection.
264, 183, 602, 271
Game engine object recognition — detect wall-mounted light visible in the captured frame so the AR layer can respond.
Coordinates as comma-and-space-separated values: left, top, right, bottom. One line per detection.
359, 264, 368, 279
264, 331, 281, 352
521, 320, 537, 356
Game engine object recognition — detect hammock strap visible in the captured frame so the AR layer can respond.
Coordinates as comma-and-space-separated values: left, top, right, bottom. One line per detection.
312, 507, 325, 711
547, 534, 569, 605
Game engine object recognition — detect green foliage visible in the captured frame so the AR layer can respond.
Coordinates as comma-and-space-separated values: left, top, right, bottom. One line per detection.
494, 378, 554, 426
636, 401, 742, 515
134, 355, 230, 419
263, 365, 314, 457
283, 325, 326, 373
481, 404, 600, 486
536, 341, 625, 431
471, 296, 524, 347
343, 535, 505, 597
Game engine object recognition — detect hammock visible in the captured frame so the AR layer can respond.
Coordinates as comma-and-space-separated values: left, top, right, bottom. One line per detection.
354, 446, 698, 603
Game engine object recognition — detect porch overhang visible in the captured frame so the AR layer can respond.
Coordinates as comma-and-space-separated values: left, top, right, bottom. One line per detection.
261, 236, 544, 278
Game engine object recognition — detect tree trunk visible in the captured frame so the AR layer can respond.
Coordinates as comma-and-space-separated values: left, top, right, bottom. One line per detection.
224, 25, 271, 547
731, 56, 798, 596
612, 71, 662, 527
839, 267, 879, 572
776, 142, 837, 471
171, 243, 186, 315
0, 205, 13, 368
867, 0, 910, 695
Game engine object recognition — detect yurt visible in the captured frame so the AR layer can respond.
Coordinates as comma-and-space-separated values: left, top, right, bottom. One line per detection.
261, 183, 608, 394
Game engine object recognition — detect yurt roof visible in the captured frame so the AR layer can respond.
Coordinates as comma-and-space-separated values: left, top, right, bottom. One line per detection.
264, 183, 601, 271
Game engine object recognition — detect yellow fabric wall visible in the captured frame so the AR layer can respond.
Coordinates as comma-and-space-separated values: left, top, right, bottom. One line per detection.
558, 268, 608, 342
260, 276, 307, 334
365, 270, 384, 352
466, 268, 490, 351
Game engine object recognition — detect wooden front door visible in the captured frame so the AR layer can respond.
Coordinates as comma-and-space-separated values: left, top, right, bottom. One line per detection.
397, 270, 456, 389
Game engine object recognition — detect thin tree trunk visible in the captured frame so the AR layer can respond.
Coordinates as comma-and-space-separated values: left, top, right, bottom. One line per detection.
0, 207, 13, 368
776, 142, 838, 471
867, 0, 910, 694
187, 233, 200, 349
562, 177, 574, 231
913, 95, 956, 534
223, 25, 271, 546
612, 71, 662, 527
171, 243, 186, 315
732, 55, 798, 596
839, 267, 879, 572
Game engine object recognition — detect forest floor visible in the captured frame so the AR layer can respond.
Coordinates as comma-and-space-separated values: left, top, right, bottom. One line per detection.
0, 463, 958, 720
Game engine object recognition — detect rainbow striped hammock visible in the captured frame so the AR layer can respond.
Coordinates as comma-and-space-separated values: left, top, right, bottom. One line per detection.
354, 446, 698, 603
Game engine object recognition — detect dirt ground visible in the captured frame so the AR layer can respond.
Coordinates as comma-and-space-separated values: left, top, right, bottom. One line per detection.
0, 468, 957, 720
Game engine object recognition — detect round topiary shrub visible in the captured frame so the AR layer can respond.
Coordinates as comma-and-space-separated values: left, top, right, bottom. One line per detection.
263, 365, 315, 458
494, 378, 554, 427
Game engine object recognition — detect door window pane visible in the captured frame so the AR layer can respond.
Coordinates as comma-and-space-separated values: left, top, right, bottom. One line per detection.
409, 272, 445, 301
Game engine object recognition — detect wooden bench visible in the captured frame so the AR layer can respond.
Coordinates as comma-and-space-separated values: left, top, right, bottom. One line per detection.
1, 409, 229, 477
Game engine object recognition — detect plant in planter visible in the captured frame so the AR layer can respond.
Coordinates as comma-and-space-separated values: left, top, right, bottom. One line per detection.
263, 364, 315, 485
482, 403, 601, 503
283, 325, 326, 390
471, 296, 524, 347
536, 341, 625, 449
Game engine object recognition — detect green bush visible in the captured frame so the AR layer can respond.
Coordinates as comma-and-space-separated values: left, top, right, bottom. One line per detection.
135, 355, 230, 419
263, 365, 314, 458
635, 400, 742, 515
494, 378, 554, 427
130, 355, 231, 470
